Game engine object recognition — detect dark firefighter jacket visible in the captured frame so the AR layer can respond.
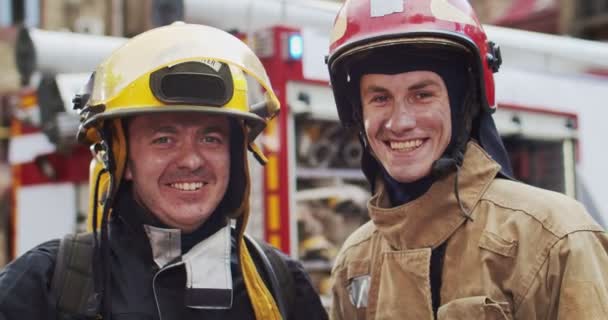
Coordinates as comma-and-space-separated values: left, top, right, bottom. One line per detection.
0, 193, 328, 320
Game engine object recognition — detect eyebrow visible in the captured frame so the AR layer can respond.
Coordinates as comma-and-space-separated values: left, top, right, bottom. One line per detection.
148, 124, 228, 134
201, 125, 229, 135
149, 125, 178, 134
362, 79, 440, 95
363, 85, 389, 95
408, 79, 440, 91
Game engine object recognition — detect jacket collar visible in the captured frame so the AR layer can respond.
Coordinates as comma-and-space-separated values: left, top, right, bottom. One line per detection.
368, 142, 501, 250
109, 191, 235, 309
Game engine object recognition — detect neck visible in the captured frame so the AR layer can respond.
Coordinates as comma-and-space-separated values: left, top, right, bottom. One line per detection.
181, 212, 227, 252
382, 169, 435, 206
118, 184, 228, 253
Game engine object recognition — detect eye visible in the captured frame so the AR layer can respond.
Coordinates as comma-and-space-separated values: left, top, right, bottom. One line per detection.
369, 94, 389, 104
413, 91, 435, 101
152, 136, 172, 144
202, 135, 224, 145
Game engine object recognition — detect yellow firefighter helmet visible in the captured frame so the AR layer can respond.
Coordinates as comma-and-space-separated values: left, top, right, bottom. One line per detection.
76, 22, 282, 319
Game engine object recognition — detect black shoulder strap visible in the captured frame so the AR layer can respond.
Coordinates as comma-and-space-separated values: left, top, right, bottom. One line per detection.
51, 232, 296, 319
51, 233, 100, 319
244, 234, 296, 320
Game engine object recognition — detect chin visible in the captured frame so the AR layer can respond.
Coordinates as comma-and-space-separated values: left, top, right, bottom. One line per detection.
389, 167, 432, 183
392, 175, 425, 183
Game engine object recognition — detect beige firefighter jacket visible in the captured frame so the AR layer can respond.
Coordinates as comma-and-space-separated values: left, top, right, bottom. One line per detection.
330, 142, 608, 320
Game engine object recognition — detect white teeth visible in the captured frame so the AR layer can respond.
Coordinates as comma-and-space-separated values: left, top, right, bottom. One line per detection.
390, 139, 423, 151
169, 182, 204, 191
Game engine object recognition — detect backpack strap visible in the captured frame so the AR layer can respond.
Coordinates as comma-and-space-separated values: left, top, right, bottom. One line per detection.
51, 232, 295, 319
244, 234, 295, 320
51, 233, 100, 319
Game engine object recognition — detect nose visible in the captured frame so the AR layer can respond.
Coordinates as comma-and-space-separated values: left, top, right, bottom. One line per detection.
385, 100, 415, 132
175, 140, 206, 171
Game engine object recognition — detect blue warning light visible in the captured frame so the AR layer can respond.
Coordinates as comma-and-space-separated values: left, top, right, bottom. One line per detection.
288, 33, 303, 60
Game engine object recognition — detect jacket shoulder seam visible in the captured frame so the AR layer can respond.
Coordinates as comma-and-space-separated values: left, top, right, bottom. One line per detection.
478, 195, 598, 238
478, 198, 564, 238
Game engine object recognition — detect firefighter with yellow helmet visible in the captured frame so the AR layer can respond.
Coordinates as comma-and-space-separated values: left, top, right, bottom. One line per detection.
0, 23, 327, 320
326, 0, 608, 319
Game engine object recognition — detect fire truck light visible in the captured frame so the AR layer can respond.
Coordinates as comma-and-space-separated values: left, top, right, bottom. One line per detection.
288, 33, 303, 60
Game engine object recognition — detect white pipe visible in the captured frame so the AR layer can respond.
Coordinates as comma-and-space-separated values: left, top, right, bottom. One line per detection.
485, 25, 608, 70
17, 4, 608, 77
184, 0, 341, 32
19, 28, 127, 75
185, 0, 608, 71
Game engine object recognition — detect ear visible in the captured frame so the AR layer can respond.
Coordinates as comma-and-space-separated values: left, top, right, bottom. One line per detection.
124, 162, 133, 180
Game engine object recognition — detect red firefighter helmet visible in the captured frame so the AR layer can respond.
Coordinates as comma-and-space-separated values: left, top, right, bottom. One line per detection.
326, 0, 502, 128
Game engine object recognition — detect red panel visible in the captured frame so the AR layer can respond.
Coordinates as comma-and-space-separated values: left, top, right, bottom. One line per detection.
259, 26, 335, 254
9, 165, 18, 260
14, 122, 43, 135
19, 146, 92, 186
587, 69, 608, 78
259, 26, 300, 254
277, 98, 291, 254
499, 103, 578, 125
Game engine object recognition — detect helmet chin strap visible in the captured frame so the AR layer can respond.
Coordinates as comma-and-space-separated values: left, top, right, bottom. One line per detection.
90, 129, 117, 319
430, 115, 474, 221
431, 121, 469, 180
431, 155, 461, 179
431, 153, 474, 221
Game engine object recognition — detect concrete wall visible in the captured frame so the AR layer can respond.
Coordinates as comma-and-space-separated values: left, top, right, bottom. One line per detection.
469, 0, 514, 24
470, 0, 577, 35
41, 0, 107, 34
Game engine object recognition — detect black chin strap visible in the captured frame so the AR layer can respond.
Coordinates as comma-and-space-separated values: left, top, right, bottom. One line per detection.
91, 130, 118, 320
431, 149, 474, 222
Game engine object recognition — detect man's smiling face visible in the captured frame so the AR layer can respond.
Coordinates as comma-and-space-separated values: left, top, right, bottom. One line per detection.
360, 70, 451, 183
124, 112, 231, 232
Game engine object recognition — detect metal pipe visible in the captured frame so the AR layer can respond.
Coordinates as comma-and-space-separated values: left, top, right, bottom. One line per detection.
184, 0, 341, 32
485, 25, 608, 70
184, 0, 608, 71
15, 27, 126, 80
12, 3, 608, 85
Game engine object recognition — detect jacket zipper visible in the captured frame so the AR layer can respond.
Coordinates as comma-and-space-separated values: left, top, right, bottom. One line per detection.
152, 261, 184, 320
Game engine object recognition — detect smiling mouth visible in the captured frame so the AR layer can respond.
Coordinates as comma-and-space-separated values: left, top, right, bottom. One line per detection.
168, 182, 208, 191
388, 139, 425, 152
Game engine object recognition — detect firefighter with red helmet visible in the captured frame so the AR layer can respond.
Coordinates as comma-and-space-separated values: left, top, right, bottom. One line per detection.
326, 1, 608, 319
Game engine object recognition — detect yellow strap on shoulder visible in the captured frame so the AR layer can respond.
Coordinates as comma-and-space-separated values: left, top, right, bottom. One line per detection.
240, 239, 283, 320
237, 167, 282, 320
